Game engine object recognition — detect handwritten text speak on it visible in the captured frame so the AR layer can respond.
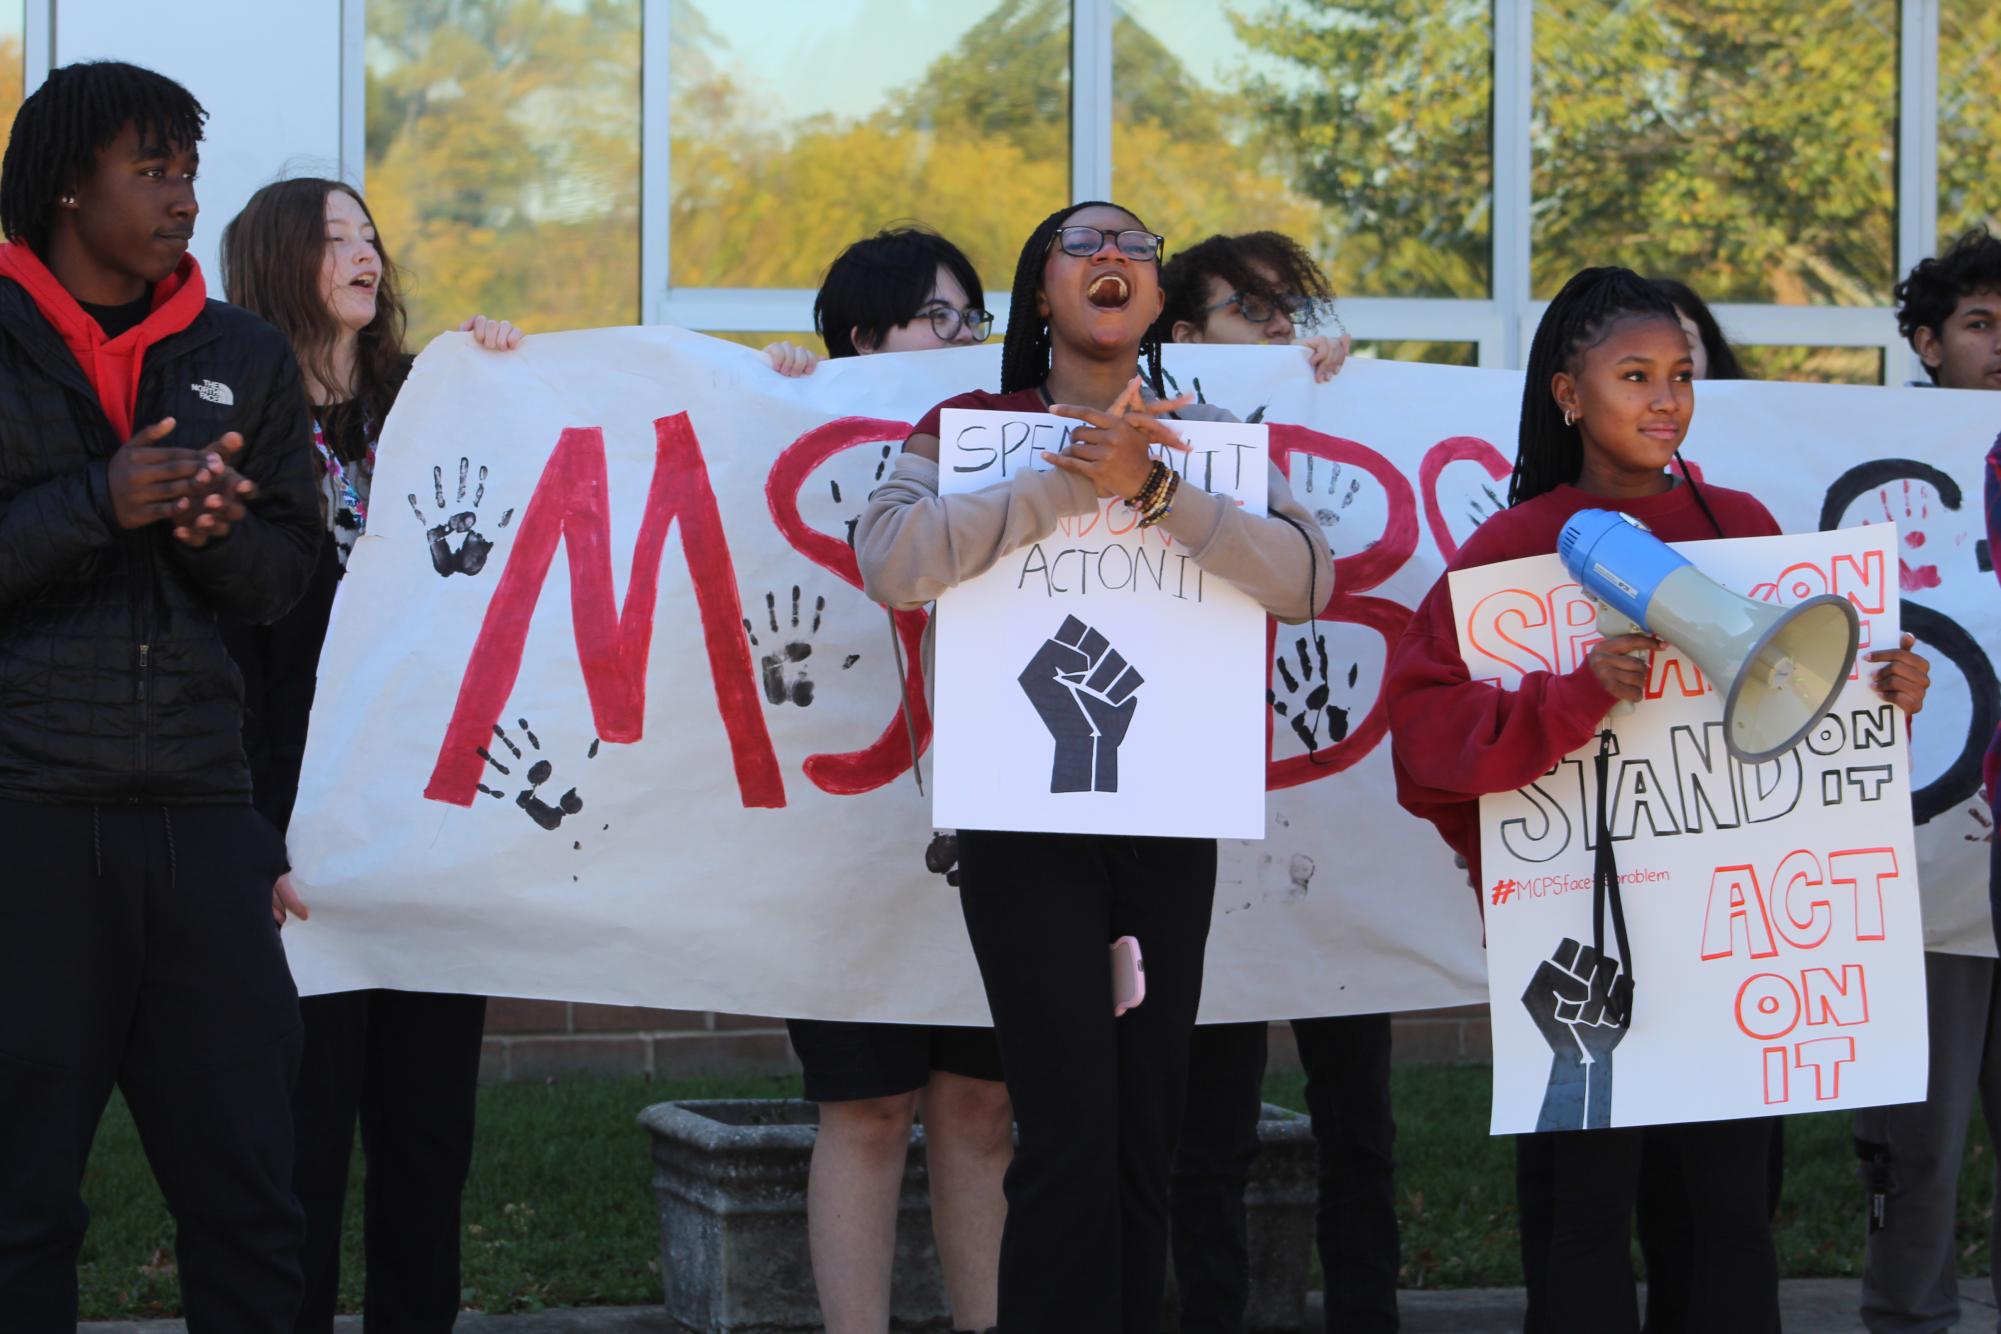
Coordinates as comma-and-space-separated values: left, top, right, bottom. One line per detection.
939, 407, 1269, 606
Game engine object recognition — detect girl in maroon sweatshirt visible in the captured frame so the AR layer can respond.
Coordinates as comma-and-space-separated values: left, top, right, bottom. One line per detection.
1384, 267, 1929, 1334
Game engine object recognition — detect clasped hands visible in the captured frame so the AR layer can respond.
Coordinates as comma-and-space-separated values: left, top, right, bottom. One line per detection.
106, 416, 256, 548
1044, 376, 1193, 500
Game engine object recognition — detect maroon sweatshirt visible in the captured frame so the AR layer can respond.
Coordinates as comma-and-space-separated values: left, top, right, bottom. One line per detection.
1385, 479, 1782, 896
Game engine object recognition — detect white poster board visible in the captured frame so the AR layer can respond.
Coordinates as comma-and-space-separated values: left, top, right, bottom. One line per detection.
1461, 528, 1928, 1131
281, 330, 2001, 1021
931, 409, 1270, 838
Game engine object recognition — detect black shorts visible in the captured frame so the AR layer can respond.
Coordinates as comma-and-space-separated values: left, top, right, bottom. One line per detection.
785, 1017, 1004, 1102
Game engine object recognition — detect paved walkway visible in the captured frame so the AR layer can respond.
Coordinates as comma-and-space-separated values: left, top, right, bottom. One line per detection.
84, 1277, 1985, 1332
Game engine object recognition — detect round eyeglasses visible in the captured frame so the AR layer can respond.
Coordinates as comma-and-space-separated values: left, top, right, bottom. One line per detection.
1048, 226, 1165, 263
916, 303, 995, 342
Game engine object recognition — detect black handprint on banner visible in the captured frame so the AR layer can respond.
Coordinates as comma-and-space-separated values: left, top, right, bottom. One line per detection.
1018, 615, 1143, 794
1522, 936, 1631, 1132
475, 719, 596, 832
743, 585, 857, 708
409, 456, 514, 577
1269, 632, 1356, 755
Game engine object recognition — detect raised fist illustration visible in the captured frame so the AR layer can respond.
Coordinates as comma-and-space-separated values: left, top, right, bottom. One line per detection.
1522, 936, 1631, 1131
1018, 615, 1143, 794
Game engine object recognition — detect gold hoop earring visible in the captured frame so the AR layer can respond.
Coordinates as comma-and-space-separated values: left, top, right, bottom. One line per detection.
1562, 408, 1577, 428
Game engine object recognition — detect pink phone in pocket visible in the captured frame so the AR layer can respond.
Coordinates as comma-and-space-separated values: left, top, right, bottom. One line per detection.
1111, 935, 1146, 1017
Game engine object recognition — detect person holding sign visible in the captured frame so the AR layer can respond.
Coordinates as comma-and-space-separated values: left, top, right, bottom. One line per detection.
1383, 266, 1929, 1334
1850, 227, 2001, 1334
856, 200, 1332, 1333
1153, 230, 1398, 1334
220, 176, 524, 1334
766, 226, 1014, 1334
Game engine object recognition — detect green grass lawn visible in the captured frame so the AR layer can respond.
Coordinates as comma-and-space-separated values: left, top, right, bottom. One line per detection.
77, 1066, 1994, 1318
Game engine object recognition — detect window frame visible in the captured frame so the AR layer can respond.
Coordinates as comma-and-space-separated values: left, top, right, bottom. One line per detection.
319, 0, 1943, 381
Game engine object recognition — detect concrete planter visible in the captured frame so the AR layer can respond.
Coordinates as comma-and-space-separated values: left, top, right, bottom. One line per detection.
638, 1098, 1315, 1334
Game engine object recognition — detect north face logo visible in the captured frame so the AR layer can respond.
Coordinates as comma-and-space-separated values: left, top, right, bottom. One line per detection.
192, 379, 234, 406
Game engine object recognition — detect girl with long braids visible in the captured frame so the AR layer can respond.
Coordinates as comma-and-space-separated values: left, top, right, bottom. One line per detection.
1383, 266, 1929, 1333
855, 200, 1332, 1331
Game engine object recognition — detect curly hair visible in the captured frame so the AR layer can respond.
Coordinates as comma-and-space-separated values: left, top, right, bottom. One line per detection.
1895, 227, 2001, 382
998, 201, 1165, 397
1, 61, 207, 256
1153, 231, 1333, 341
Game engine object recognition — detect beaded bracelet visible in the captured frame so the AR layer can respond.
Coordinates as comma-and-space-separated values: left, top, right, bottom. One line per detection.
1126, 459, 1170, 513
1136, 470, 1181, 528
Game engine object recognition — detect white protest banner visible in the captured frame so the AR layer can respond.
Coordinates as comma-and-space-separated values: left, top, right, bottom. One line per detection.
1460, 527, 1927, 1132
931, 409, 1269, 838
283, 328, 2000, 1022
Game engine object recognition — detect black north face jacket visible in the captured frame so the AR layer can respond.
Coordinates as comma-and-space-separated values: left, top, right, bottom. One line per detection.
0, 280, 319, 804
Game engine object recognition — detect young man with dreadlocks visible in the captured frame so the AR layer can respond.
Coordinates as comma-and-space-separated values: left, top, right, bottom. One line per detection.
0, 61, 320, 1327
856, 200, 1331, 1332
1849, 226, 2001, 1333
1153, 230, 1398, 1334
1384, 266, 1928, 1333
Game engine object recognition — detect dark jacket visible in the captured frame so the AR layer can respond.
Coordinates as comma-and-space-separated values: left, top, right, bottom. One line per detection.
0, 280, 320, 803
225, 356, 411, 834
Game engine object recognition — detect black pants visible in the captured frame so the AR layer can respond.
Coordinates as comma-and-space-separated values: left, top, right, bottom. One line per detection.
1172, 1017, 1399, 1334
956, 829, 1216, 1334
292, 988, 488, 1333
1517, 1121, 1779, 1334
0, 802, 304, 1332
1634, 1118, 1784, 1333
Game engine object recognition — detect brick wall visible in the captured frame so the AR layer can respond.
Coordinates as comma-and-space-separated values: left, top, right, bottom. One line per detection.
480, 1000, 1493, 1081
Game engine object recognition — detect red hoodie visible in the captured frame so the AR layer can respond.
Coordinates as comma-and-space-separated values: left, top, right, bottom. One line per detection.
0, 241, 207, 441
1385, 479, 1782, 895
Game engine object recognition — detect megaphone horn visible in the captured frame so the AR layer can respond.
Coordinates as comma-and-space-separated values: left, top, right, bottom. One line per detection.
1557, 509, 1860, 764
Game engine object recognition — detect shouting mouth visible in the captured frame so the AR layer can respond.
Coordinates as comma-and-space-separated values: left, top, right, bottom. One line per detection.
1086, 272, 1130, 310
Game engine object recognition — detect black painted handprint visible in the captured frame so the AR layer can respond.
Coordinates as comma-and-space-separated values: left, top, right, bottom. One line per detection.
1523, 937, 1631, 1132
1269, 632, 1356, 756
827, 443, 895, 549
1293, 454, 1362, 530
1018, 615, 1143, 794
409, 456, 514, 577
743, 585, 857, 708
476, 719, 597, 832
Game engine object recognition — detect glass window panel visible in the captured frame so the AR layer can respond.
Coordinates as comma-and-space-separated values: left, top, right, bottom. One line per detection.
1115, 1, 1492, 300
365, 0, 641, 341
1735, 345, 1884, 386
0, 3, 20, 180
671, 0, 1069, 294
1531, 1, 1897, 305
1940, 0, 2001, 244
1351, 340, 1479, 367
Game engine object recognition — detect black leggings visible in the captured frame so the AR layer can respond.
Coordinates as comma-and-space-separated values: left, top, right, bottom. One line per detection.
1518, 1120, 1779, 1334
291, 988, 488, 1333
956, 829, 1216, 1334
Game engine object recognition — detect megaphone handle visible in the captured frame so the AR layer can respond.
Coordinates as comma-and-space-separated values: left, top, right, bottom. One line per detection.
1594, 600, 1645, 719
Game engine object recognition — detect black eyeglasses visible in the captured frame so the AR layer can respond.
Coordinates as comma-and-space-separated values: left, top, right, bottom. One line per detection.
1048, 226, 1165, 263
1201, 291, 1345, 337
916, 303, 994, 342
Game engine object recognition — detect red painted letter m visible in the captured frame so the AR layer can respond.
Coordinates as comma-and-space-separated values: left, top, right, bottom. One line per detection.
425, 413, 784, 807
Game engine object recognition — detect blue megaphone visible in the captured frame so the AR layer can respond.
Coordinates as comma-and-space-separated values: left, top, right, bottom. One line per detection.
1557, 509, 1860, 763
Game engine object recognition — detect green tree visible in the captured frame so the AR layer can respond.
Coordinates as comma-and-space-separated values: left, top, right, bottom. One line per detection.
1231, 0, 1902, 308
366, 0, 641, 340
1939, 0, 2001, 244
1231, 0, 1494, 299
